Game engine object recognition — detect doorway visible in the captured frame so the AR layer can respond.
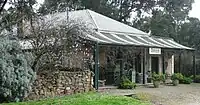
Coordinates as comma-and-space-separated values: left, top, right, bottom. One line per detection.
135, 54, 142, 83
151, 57, 159, 74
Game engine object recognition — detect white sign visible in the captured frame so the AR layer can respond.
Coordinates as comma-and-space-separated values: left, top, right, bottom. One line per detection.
149, 48, 161, 55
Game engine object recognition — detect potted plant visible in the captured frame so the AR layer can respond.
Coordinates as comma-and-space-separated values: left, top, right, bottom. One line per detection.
160, 73, 166, 85
171, 73, 182, 86
118, 76, 136, 89
152, 73, 161, 88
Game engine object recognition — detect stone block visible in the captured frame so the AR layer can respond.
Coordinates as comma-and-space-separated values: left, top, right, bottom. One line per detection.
27, 70, 94, 100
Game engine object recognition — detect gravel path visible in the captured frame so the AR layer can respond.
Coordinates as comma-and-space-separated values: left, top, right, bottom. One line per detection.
102, 83, 200, 105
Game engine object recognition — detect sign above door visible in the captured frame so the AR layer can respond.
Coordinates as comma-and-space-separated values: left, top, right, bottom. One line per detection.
149, 48, 161, 55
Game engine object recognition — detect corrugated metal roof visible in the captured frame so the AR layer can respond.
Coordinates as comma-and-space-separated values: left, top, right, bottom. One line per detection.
21, 31, 193, 50
85, 32, 193, 50
45, 9, 149, 36
86, 10, 148, 35
20, 9, 193, 50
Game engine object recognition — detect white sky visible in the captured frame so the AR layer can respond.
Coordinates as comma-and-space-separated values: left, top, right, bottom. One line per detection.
189, 0, 200, 19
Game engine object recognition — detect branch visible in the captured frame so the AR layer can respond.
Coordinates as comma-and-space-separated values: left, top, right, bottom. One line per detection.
0, 0, 7, 13
31, 50, 46, 72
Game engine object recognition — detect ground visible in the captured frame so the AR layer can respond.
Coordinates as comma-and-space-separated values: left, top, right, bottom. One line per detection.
102, 83, 200, 105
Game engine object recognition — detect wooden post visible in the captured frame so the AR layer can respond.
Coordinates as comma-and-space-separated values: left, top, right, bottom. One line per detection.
94, 42, 99, 90
179, 51, 181, 73
193, 51, 196, 79
143, 48, 146, 84
120, 59, 123, 79
162, 50, 165, 74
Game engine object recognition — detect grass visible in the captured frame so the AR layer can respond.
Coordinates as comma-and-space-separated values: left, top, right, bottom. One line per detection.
1, 93, 151, 105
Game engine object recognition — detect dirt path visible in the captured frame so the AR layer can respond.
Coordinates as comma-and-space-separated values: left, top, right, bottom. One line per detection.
102, 83, 200, 105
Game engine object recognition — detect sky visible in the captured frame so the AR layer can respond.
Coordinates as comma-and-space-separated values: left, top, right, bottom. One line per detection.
189, 0, 200, 19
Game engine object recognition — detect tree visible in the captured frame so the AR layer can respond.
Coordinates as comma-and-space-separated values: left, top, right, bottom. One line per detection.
133, 0, 194, 41
38, 0, 83, 15
178, 17, 200, 52
0, 0, 7, 13
22, 15, 94, 72
39, 0, 156, 23
0, 35, 36, 102
0, 0, 37, 37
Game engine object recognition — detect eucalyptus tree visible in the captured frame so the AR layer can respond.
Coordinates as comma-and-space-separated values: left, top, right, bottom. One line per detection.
39, 0, 156, 24
133, 0, 194, 41
178, 17, 200, 52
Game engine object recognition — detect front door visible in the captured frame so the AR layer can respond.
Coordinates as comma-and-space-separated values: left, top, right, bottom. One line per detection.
151, 57, 159, 74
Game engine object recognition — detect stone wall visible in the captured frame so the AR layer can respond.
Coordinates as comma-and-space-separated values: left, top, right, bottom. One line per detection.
27, 70, 94, 100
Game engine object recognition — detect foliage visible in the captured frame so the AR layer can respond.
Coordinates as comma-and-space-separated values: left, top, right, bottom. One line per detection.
1, 1, 93, 72
171, 73, 184, 80
0, 36, 36, 102
171, 73, 192, 84
26, 18, 92, 71
178, 18, 200, 53
0, 0, 7, 13
0, 93, 151, 105
0, 0, 37, 34
118, 76, 136, 89
160, 73, 166, 83
180, 77, 192, 84
133, 0, 200, 54
193, 75, 200, 83
152, 73, 162, 81
39, 0, 156, 23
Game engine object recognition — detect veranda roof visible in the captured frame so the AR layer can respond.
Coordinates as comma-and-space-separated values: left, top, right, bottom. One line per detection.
20, 9, 193, 50
86, 31, 193, 50
67, 9, 192, 50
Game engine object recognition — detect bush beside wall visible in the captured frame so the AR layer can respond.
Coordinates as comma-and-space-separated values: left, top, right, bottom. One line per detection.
0, 37, 36, 102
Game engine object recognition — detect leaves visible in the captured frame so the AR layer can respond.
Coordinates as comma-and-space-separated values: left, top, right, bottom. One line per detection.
0, 36, 36, 102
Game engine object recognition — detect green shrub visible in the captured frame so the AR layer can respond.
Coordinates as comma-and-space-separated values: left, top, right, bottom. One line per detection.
118, 76, 136, 89
180, 77, 192, 84
171, 73, 192, 84
152, 73, 161, 81
0, 37, 36, 102
160, 73, 166, 83
171, 73, 184, 80
189, 75, 194, 79
194, 75, 200, 83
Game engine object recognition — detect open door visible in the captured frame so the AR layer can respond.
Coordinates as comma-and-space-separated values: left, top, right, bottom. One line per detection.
151, 57, 159, 74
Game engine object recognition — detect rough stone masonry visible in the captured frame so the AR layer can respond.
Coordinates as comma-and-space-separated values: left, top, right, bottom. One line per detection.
27, 70, 94, 100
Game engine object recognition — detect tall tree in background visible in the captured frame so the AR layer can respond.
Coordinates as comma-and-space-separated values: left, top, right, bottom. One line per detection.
39, 0, 156, 23
0, 0, 36, 38
133, 0, 194, 41
178, 17, 200, 52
